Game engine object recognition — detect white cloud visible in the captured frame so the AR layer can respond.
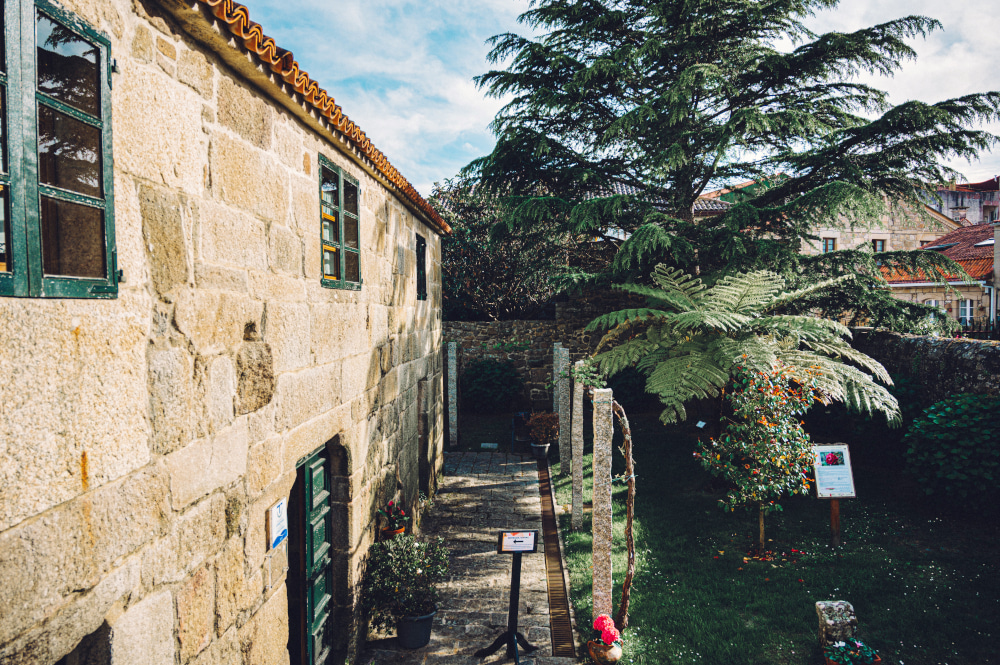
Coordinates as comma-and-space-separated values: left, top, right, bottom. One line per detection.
247, 0, 1000, 194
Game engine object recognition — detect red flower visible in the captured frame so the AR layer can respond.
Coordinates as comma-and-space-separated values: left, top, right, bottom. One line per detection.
388, 500, 394, 506
601, 628, 620, 645
593, 615, 614, 632
400, 510, 405, 515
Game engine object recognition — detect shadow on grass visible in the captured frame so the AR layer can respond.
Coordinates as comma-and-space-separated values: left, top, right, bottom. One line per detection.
553, 413, 999, 665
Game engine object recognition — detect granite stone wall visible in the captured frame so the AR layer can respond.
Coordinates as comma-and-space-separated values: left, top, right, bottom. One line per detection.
853, 330, 1000, 405
0, 1, 445, 663
444, 292, 641, 411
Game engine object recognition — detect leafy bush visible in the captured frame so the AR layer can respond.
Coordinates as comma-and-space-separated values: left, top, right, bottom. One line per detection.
461, 357, 525, 413
694, 363, 819, 515
904, 393, 1000, 503
361, 535, 450, 630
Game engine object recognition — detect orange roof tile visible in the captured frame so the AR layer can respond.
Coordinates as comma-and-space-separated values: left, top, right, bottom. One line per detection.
193, 0, 450, 234
882, 223, 995, 284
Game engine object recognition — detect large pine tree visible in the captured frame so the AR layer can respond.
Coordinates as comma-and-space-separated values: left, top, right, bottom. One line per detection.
466, 0, 998, 326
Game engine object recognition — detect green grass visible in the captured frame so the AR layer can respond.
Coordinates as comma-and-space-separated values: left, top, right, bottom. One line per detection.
552, 414, 999, 665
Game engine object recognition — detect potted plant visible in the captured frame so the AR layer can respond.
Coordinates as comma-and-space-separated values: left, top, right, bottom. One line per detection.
377, 499, 409, 539
361, 535, 450, 649
527, 412, 559, 459
587, 615, 623, 663
823, 639, 881, 665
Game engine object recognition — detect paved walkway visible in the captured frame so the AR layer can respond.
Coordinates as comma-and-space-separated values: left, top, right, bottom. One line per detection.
360, 452, 581, 665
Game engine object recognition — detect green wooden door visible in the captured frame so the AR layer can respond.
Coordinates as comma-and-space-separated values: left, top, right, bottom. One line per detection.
292, 448, 335, 665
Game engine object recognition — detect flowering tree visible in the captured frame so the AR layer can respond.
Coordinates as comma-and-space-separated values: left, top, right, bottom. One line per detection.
694, 363, 818, 553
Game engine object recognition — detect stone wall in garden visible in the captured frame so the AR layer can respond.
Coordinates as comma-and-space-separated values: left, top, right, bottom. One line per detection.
853, 330, 1000, 404
444, 291, 642, 410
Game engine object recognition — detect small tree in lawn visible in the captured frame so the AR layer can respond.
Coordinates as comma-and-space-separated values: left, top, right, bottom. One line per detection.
694, 363, 819, 554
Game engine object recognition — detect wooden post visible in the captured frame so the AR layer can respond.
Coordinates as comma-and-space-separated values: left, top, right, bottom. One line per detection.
830, 499, 841, 547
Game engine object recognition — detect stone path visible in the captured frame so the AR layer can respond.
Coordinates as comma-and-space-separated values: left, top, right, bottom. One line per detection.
360, 452, 581, 665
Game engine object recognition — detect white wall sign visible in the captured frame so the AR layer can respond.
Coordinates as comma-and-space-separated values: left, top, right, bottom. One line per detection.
267, 498, 288, 550
812, 444, 857, 498
497, 530, 538, 554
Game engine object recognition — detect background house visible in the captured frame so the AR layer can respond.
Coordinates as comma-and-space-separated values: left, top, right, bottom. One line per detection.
928, 177, 1000, 225
882, 223, 997, 329
0, 1, 447, 663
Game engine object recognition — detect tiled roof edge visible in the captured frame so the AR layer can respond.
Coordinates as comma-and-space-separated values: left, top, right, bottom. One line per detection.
191, 0, 450, 234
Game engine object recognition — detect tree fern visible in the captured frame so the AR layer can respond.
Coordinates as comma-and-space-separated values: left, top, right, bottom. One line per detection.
591, 266, 901, 425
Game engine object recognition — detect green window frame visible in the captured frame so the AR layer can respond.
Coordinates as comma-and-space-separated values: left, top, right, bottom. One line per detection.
319, 154, 361, 290
415, 233, 426, 301
0, 0, 118, 298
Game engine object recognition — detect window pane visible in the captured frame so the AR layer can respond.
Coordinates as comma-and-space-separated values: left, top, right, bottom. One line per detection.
40, 195, 106, 278
322, 209, 338, 244
38, 104, 102, 198
343, 181, 358, 217
344, 216, 358, 249
323, 247, 339, 280
37, 12, 100, 117
345, 251, 359, 282
0, 186, 8, 272
0, 4, 5, 73
321, 168, 338, 206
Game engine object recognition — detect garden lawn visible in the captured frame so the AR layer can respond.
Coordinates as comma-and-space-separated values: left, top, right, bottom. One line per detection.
552, 414, 999, 665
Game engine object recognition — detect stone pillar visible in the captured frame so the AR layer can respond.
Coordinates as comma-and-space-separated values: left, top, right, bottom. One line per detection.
556, 347, 571, 477
571, 360, 584, 530
592, 387, 614, 618
816, 600, 858, 647
552, 342, 563, 413
447, 342, 458, 449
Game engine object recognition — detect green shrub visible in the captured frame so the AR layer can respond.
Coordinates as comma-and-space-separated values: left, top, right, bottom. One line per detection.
461, 357, 525, 413
904, 393, 1000, 503
360, 535, 449, 629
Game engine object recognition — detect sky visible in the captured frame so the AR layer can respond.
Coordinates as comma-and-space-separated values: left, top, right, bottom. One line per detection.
246, 0, 1000, 197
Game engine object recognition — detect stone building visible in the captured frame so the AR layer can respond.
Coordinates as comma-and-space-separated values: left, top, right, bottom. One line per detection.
928, 177, 1000, 226
800, 202, 962, 255
882, 222, 998, 328
0, 1, 448, 664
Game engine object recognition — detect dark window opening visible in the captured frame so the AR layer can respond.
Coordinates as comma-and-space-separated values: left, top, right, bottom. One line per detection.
416, 233, 427, 301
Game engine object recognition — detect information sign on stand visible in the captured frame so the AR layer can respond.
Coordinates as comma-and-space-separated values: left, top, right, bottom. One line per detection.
812, 444, 855, 546
813, 444, 856, 498
475, 530, 541, 663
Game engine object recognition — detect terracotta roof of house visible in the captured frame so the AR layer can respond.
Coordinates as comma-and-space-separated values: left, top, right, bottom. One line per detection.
702, 179, 759, 199
882, 223, 996, 284
693, 197, 733, 213
190, 0, 449, 234
943, 176, 1000, 193
587, 181, 732, 216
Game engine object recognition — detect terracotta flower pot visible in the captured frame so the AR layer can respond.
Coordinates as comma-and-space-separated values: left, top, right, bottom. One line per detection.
587, 639, 622, 664
381, 527, 405, 540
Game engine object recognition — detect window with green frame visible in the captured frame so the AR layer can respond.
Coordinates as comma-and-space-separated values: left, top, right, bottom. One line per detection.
0, 0, 118, 298
319, 155, 360, 290
415, 233, 426, 301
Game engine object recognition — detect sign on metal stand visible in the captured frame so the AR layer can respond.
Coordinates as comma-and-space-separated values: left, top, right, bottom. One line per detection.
812, 444, 856, 547
475, 530, 541, 663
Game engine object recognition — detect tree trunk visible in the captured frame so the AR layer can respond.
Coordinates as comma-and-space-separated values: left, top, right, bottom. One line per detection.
612, 400, 635, 632
757, 503, 766, 554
